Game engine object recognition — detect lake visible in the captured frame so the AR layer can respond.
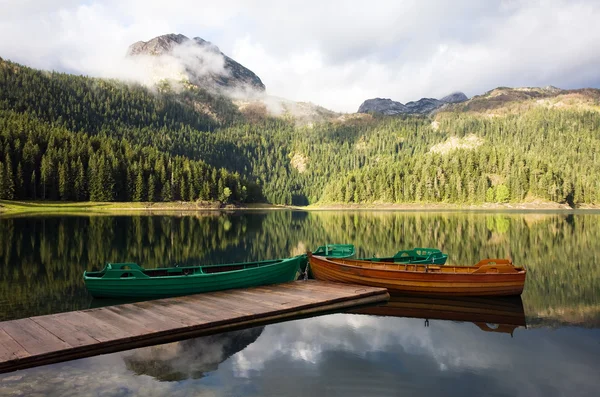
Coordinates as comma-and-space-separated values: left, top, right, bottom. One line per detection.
0, 211, 599, 396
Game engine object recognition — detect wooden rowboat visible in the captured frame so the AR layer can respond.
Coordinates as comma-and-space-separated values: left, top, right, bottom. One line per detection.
350, 295, 526, 335
84, 256, 304, 299
307, 254, 526, 297
84, 244, 355, 299
362, 247, 448, 265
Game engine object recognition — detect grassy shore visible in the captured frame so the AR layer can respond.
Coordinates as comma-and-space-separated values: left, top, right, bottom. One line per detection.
303, 201, 592, 210
2, 199, 598, 216
0, 200, 287, 215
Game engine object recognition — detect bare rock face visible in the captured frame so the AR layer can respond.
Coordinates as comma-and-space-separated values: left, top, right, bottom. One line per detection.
357, 92, 468, 115
127, 33, 265, 93
440, 92, 469, 103
404, 98, 445, 114
357, 98, 408, 115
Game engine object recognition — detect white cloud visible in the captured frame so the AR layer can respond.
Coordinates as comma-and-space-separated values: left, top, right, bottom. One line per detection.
1, 0, 600, 112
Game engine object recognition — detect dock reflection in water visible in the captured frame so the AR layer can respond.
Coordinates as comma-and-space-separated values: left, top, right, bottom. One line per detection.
350, 295, 526, 336
123, 326, 264, 382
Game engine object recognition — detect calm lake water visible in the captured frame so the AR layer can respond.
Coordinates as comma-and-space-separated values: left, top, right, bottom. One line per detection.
0, 211, 599, 396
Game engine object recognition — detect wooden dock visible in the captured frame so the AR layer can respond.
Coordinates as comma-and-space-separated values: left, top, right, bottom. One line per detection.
0, 280, 388, 374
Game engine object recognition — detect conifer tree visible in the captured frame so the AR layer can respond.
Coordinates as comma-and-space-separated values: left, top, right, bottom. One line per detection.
30, 170, 36, 199
147, 174, 156, 202
134, 170, 145, 202
3, 153, 15, 200
0, 162, 5, 199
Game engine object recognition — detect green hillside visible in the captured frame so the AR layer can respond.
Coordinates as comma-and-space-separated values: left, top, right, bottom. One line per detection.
1, 58, 599, 206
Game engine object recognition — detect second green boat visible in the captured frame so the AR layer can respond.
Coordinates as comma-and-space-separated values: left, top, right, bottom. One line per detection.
362, 247, 448, 265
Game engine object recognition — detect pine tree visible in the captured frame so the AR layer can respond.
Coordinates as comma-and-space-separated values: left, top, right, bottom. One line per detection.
496, 184, 510, 203
58, 162, 69, 200
30, 170, 36, 199
4, 153, 15, 200
74, 158, 86, 200
161, 180, 172, 202
0, 162, 5, 199
147, 174, 156, 202
134, 170, 145, 202
16, 162, 24, 198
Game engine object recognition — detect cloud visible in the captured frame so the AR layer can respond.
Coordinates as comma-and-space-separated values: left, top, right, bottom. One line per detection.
3, 313, 598, 397
1, 0, 600, 111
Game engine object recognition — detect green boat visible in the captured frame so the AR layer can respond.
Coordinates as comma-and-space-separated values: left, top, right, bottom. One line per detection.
362, 247, 448, 265
84, 244, 355, 299
84, 256, 304, 299
311, 244, 355, 258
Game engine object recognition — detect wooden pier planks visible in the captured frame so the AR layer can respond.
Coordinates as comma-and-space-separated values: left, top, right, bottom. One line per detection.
0, 280, 388, 374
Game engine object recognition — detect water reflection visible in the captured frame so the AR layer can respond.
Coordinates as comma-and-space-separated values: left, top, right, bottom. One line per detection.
2, 211, 599, 325
1, 210, 598, 396
0, 211, 599, 325
351, 295, 526, 336
123, 327, 264, 382
1, 312, 598, 397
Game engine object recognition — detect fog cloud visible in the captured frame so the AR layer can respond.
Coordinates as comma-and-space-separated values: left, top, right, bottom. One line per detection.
1, 0, 600, 112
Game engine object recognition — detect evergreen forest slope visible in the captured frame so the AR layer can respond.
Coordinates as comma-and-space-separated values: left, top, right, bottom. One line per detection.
1, 58, 599, 206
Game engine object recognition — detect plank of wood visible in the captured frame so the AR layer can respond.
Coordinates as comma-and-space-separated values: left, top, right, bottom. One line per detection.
210, 289, 296, 310
219, 289, 299, 310
84, 308, 155, 335
0, 329, 30, 362
198, 294, 270, 317
288, 280, 378, 295
235, 289, 298, 306
251, 285, 335, 303
276, 282, 357, 298
31, 315, 99, 347
104, 305, 181, 332
151, 298, 225, 322
57, 311, 132, 343
166, 296, 240, 321
129, 301, 202, 327
0, 319, 71, 355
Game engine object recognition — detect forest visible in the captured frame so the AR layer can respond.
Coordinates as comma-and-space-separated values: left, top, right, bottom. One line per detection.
1, 58, 599, 206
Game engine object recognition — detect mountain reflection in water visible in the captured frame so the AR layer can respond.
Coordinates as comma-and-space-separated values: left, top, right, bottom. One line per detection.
0, 311, 598, 397
123, 326, 264, 381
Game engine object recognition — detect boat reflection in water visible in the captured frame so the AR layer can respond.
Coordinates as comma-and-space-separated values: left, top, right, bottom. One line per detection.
350, 295, 526, 336
123, 326, 264, 381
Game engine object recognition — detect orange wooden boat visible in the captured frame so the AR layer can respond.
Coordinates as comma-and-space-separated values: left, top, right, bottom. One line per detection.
307, 254, 526, 296
350, 295, 526, 335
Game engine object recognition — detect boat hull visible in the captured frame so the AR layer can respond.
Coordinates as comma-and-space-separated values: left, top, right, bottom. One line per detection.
308, 256, 526, 297
350, 295, 526, 334
84, 256, 302, 299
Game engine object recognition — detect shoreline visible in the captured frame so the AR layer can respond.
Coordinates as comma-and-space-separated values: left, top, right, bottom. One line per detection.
1, 199, 599, 215
303, 201, 600, 211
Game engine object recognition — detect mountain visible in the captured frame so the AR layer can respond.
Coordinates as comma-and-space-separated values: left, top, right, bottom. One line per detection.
440, 92, 469, 103
357, 92, 468, 115
357, 98, 407, 115
404, 98, 444, 114
127, 33, 265, 93
449, 86, 600, 113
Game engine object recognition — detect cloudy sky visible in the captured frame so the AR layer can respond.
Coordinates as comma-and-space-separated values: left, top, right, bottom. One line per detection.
1, 0, 600, 112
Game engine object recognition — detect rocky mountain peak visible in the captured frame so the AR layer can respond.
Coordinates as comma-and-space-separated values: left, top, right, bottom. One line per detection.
357, 91, 468, 115
127, 33, 265, 93
357, 98, 407, 115
440, 92, 468, 103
